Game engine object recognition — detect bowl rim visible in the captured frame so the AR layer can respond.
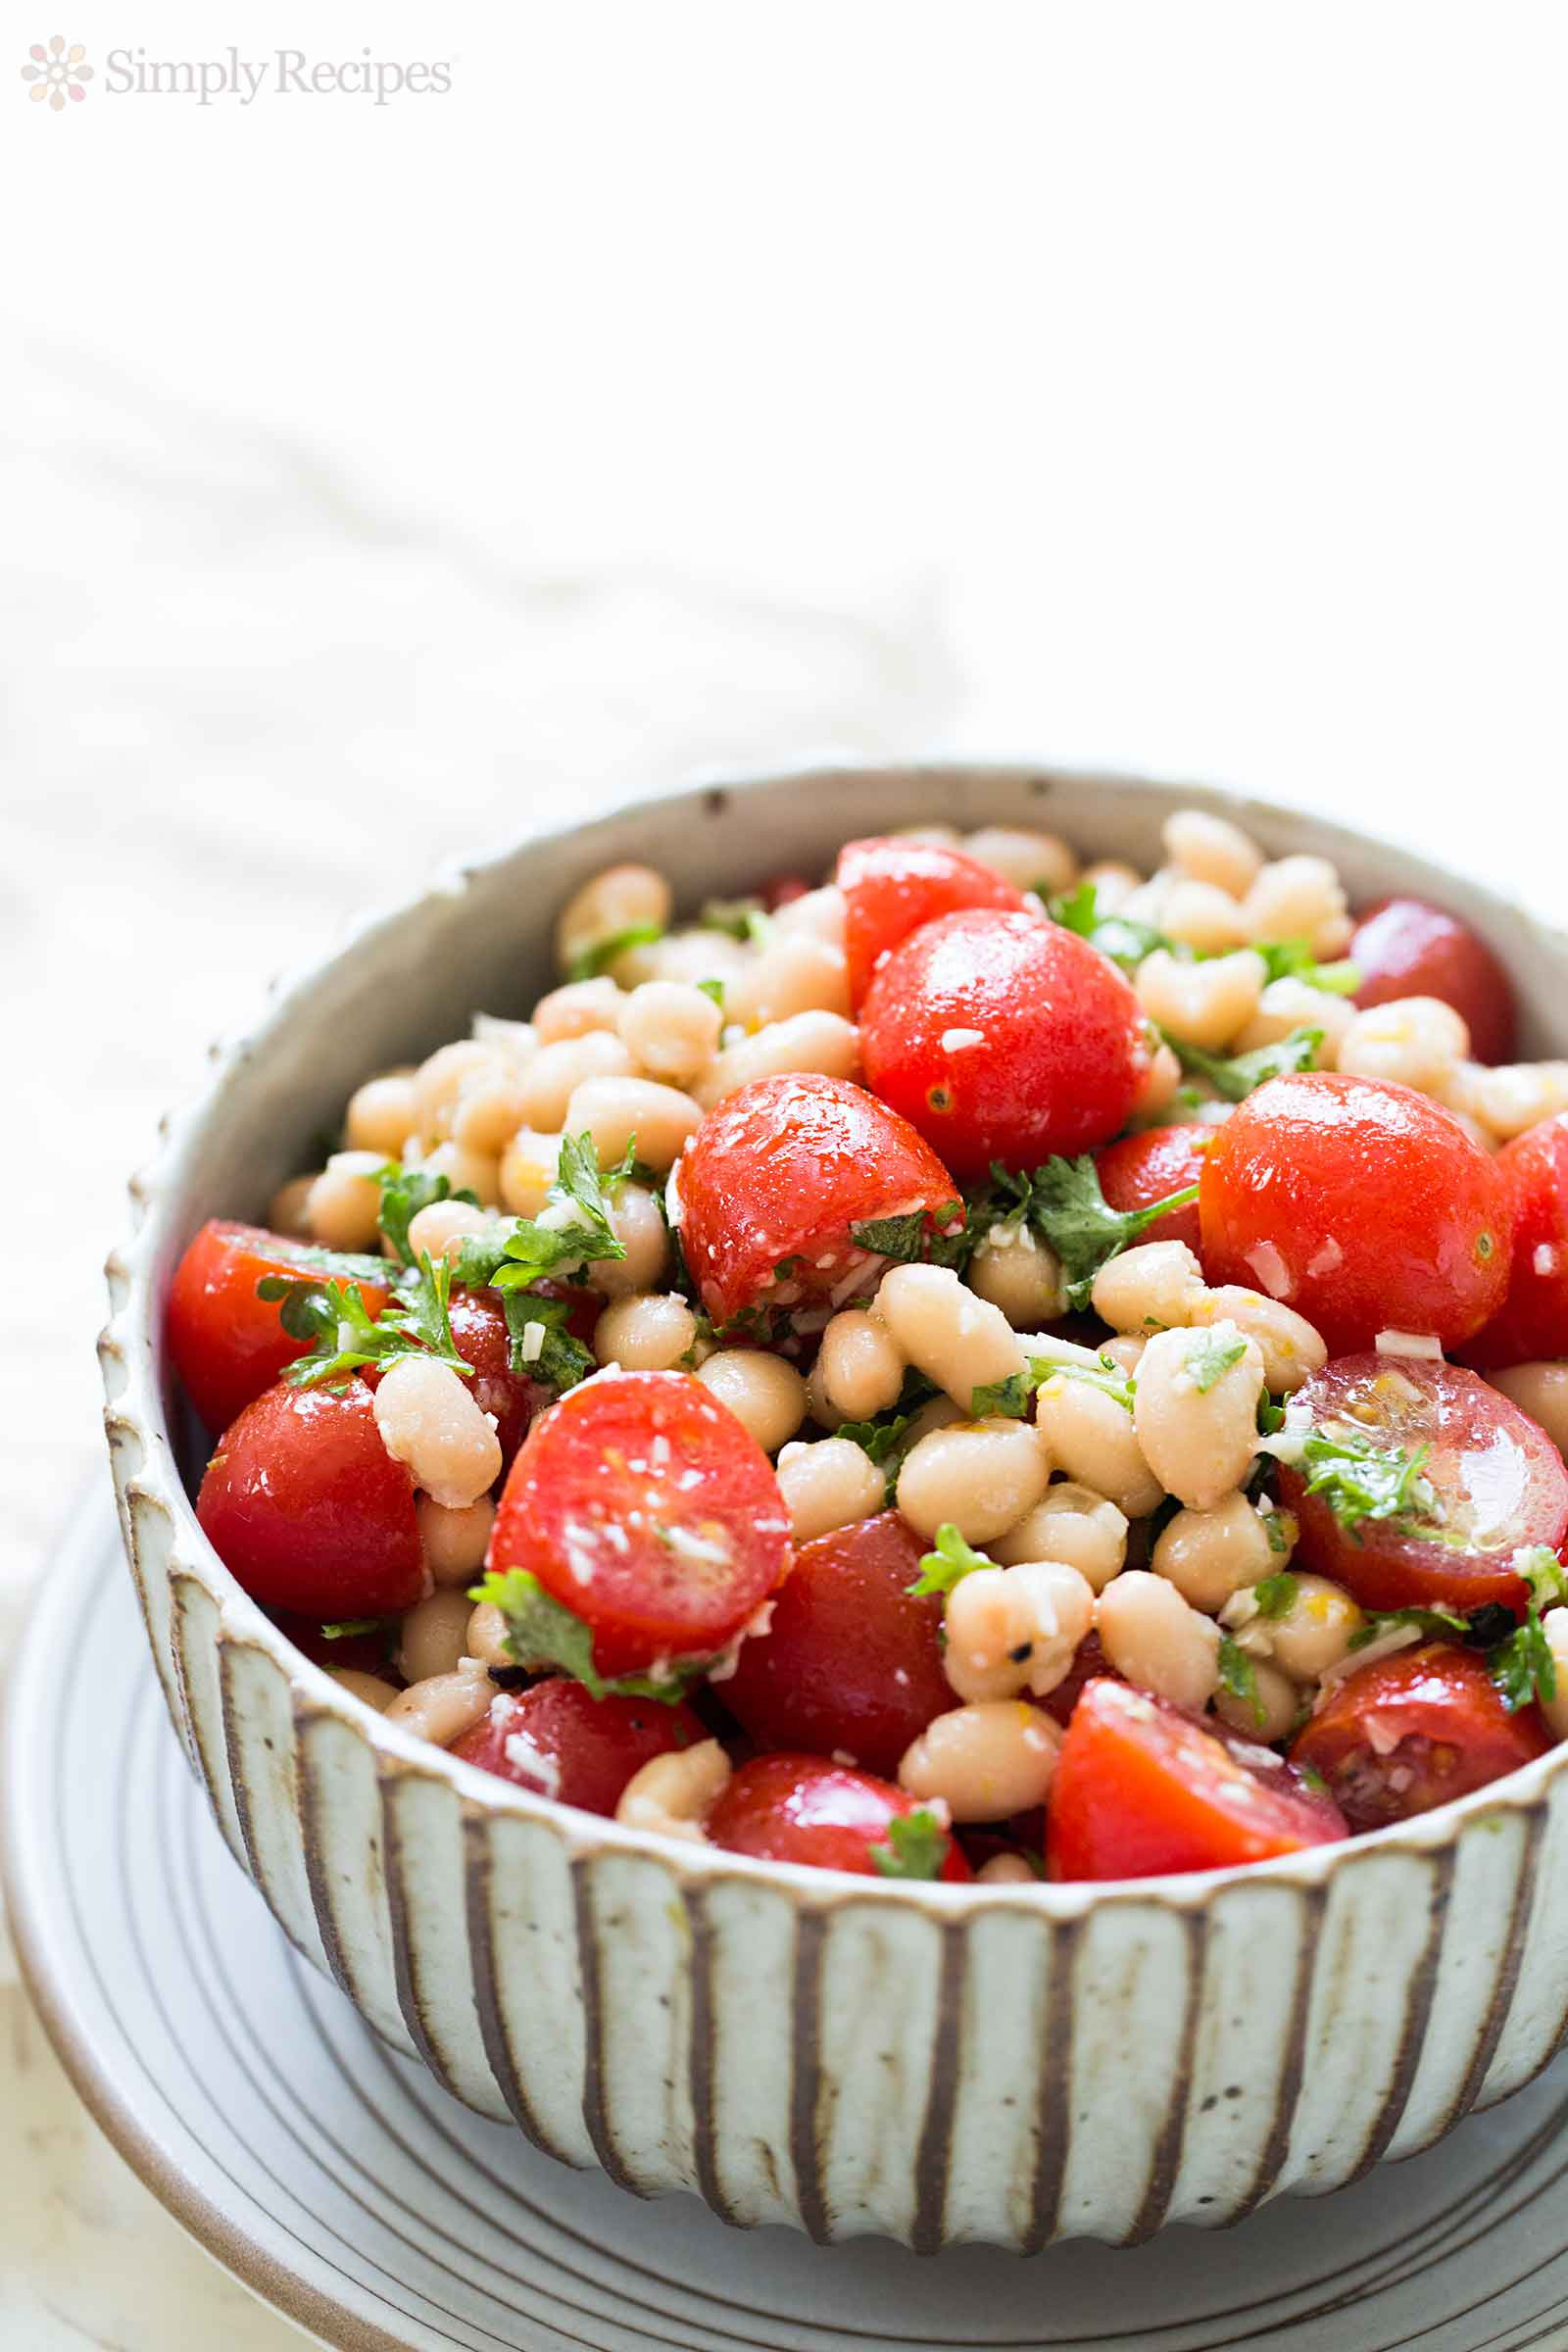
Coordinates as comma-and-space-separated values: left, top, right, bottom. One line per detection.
101, 753, 1568, 1919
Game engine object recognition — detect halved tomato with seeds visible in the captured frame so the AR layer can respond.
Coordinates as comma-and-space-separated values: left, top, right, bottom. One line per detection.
1290, 1643, 1549, 1831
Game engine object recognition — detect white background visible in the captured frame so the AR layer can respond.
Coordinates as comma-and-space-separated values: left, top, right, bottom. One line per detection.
3, 6, 1568, 2340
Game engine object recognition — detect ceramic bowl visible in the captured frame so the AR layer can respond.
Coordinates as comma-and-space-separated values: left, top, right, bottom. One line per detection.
100, 760, 1568, 2252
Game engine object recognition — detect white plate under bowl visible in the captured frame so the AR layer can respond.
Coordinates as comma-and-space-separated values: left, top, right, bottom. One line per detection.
9, 1499, 1568, 2352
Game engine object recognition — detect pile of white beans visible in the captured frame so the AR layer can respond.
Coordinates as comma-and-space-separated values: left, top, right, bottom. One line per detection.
276, 810, 1568, 1847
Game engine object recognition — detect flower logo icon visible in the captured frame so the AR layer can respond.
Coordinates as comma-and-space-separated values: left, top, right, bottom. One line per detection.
22, 34, 91, 109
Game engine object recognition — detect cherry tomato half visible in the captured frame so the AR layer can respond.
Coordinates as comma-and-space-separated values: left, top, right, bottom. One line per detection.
707, 1753, 973, 1880
1290, 1643, 1549, 1832
859, 909, 1154, 1181
168, 1218, 392, 1436
1046, 1680, 1349, 1881
1463, 1115, 1568, 1369
487, 1370, 791, 1679
677, 1073, 960, 1325
452, 1678, 706, 1817
720, 1511, 952, 1777
1278, 1353, 1568, 1615
1199, 1072, 1513, 1354
1094, 1126, 1212, 1258
837, 836, 1029, 1009
196, 1377, 424, 1618
445, 1283, 600, 1468
1350, 896, 1517, 1065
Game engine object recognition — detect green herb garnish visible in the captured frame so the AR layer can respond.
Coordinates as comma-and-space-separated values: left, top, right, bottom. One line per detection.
470, 1569, 708, 1703
566, 923, 664, 982
868, 1808, 952, 1882
1217, 1633, 1266, 1728
906, 1524, 995, 1599
1298, 1424, 1443, 1541
1015, 1154, 1200, 1311
1160, 1024, 1324, 1103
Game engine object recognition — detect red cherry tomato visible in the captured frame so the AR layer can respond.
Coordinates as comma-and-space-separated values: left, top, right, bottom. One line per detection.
487, 1370, 791, 1679
760, 873, 813, 911
275, 1615, 399, 1674
859, 909, 1154, 1181
1290, 1643, 1549, 1832
1277, 1353, 1568, 1615
1350, 896, 1517, 1065
677, 1074, 960, 1325
837, 836, 1029, 1009
1199, 1072, 1513, 1354
444, 1284, 600, 1469
1464, 1115, 1568, 1368
168, 1219, 392, 1435
451, 1678, 707, 1817
1094, 1126, 1212, 1258
720, 1511, 952, 1777
707, 1753, 973, 1880
197, 1378, 423, 1618
1046, 1680, 1349, 1881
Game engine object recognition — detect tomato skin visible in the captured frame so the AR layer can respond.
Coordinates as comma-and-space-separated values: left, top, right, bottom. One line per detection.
1350, 896, 1517, 1065
487, 1370, 791, 1679
859, 910, 1154, 1181
1278, 1353, 1568, 1616
837, 836, 1029, 1009
1046, 1681, 1349, 1881
1464, 1116, 1568, 1368
720, 1511, 952, 1777
677, 1074, 960, 1324
168, 1219, 392, 1436
197, 1378, 424, 1618
451, 1678, 706, 1817
707, 1753, 973, 1880
1290, 1644, 1549, 1832
1094, 1127, 1211, 1258
446, 1285, 567, 1468
1199, 1072, 1513, 1354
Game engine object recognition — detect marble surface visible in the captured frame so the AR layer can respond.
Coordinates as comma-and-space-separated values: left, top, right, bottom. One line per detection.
6, 8, 1568, 2338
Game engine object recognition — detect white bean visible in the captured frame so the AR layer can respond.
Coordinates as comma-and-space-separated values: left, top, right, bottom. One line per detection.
990, 1484, 1129, 1590
518, 1032, 635, 1132
615, 1740, 732, 1843
1161, 809, 1263, 899
895, 1419, 1052, 1544
346, 1070, 420, 1156
1129, 1041, 1184, 1123
943, 1560, 1096, 1702
415, 1042, 497, 1144
1033, 1377, 1163, 1517
470, 1014, 538, 1071
1234, 978, 1357, 1069
1338, 997, 1470, 1094
977, 1851, 1039, 1885
1446, 1061, 1568, 1143
420, 1141, 503, 1206
814, 1309, 906, 1421
1097, 1571, 1220, 1712
498, 1128, 564, 1218
306, 1151, 385, 1251
417, 1493, 497, 1587
384, 1666, 492, 1748
1215, 1659, 1300, 1743
1152, 1490, 1280, 1612
465, 1599, 513, 1669
268, 1173, 317, 1238
1489, 1362, 1568, 1455
406, 1200, 496, 1264
1251, 1573, 1363, 1681
328, 1669, 401, 1713
967, 1224, 1065, 1326
567, 1075, 704, 1172
961, 826, 1079, 895
770, 885, 847, 947
555, 863, 672, 978
899, 1702, 1062, 1822
1160, 879, 1252, 956
696, 1349, 807, 1452
1136, 948, 1267, 1054
874, 1261, 1027, 1412
450, 1062, 531, 1156
775, 1438, 885, 1542
396, 1589, 475, 1685
1133, 1323, 1264, 1510
1090, 1241, 1206, 1335
1081, 858, 1143, 911
593, 1292, 698, 1372
1191, 1286, 1327, 1394
693, 1010, 860, 1109
589, 1182, 669, 1298
372, 1356, 502, 1510
533, 976, 623, 1045
1242, 855, 1351, 958
616, 981, 723, 1083
727, 934, 851, 1029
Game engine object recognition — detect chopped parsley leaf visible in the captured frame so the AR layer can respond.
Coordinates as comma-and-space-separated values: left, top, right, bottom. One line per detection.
1216, 1633, 1265, 1727
906, 1523, 995, 1599
1049, 880, 1171, 970
1251, 1572, 1299, 1619
1491, 1611, 1558, 1713
972, 1371, 1032, 1419
1028, 1352, 1136, 1413
1515, 1544, 1568, 1611
1348, 1603, 1470, 1651
1298, 1424, 1444, 1542
262, 1252, 470, 1389
566, 922, 665, 982
318, 1618, 387, 1642
1186, 1328, 1249, 1394
470, 1569, 707, 1703
696, 976, 725, 1009
376, 1164, 479, 1267
1254, 938, 1362, 994
867, 1808, 952, 1881
1016, 1153, 1200, 1310
1160, 1024, 1324, 1103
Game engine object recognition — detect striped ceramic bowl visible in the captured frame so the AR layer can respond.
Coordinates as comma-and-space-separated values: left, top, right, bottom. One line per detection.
100, 761, 1568, 2251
